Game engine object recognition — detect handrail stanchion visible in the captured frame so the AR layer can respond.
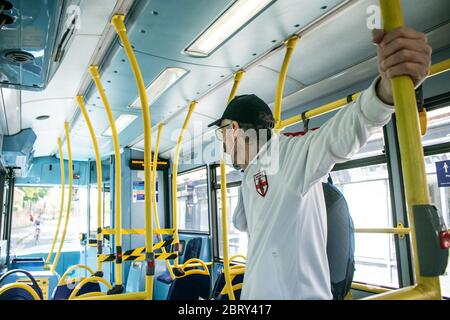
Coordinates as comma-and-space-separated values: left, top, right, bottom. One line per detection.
221, 70, 245, 300
364, 0, 442, 300
111, 14, 154, 299
278, 58, 450, 130
77, 95, 104, 276
89, 66, 123, 293
172, 101, 198, 267
51, 123, 73, 274
44, 138, 65, 269
152, 123, 176, 279
273, 35, 300, 132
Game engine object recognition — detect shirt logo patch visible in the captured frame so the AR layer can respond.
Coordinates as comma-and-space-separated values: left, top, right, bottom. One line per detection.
254, 170, 269, 197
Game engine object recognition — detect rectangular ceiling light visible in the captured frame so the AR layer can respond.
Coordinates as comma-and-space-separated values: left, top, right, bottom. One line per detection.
184, 0, 274, 57
130, 67, 189, 109
102, 114, 138, 136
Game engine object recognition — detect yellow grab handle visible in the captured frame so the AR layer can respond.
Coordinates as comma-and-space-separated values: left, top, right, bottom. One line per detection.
58, 264, 95, 285
274, 35, 300, 131
68, 277, 113, 300
45, 138, 65, 268
364, 0, 441, 300
419, 109, 427, 136
178, 258, 210, 277
111, 14, 154, 299
151, 123, 176, 279
172, 101, 198, 267
221, 70, 247, 300
0, 283, 41, 300
51, 123, 73, 274
77, 95, 104, 273
88, 66, 123, 286
227, 70, 245, 104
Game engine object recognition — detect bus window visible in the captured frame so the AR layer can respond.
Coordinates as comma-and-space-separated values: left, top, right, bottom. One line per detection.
217, 186, 248, 259
176, 167, 209, 233
331, 163, 399, 288
103, 183, 111, 229
10, 186, 88, 256
425, 152, 450, 297
422, 104, 450, 298
88, 183, 111, 235
422, 106, 450, 147
213, 165, 247, 260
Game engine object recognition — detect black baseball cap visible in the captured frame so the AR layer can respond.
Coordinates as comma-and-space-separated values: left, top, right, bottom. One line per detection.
208, 94, 274, 128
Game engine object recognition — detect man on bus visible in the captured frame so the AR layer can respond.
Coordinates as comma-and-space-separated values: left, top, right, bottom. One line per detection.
208, 27, 431, 299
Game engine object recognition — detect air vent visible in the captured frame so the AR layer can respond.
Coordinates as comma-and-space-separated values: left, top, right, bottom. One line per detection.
4, 50, 35, 65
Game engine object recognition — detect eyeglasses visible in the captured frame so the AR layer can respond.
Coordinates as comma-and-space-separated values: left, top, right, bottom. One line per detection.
214, 123, 232, 141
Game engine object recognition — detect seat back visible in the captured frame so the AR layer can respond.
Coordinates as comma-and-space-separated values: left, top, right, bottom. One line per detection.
212, 272, 244, 300
182, 237, 202, 263
322, 180, 355, 300
167, 273, 210, 300
52, 280, 101, 300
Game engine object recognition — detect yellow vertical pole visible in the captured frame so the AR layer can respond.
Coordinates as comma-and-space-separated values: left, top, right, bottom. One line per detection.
221, 70, 246, 300
273, 35, 300, 131
151, 123, 175, 279
111, 15, 154, 299
51, 123, 73, 274
76, 96, 103, 274
88, 66, 123, 288
364, 0, 442, 300
44, 138, 65, 269
172, 101, 198, 267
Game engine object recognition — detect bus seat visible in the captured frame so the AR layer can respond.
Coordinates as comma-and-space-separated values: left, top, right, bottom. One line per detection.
52, 280, 101, 300
166, 273, 211, 300
0, 286, 38, 300
212, 272, 244, 300
156, 237, 202, 284
322, 178, 355, 300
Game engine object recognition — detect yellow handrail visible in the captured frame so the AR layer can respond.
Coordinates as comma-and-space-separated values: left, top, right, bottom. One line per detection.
89, 66, 123, 288
77, 95, 103, 274
111, 14, 153, 299
430, 58, 450, 77
73, 291, 148, 300
355, 227, 411, 235
279, 57, 450, 130
58, 264, 95, 286
152, 123, 175, 280
44, 138, 65, 269
51, 123, 73, 274
352, 282, 391, 294
68, 276, 113, 300
221, 70, 246, 300
364, 0, 441, 300
176, 258, 210, 278
0, 283, 41, 300
172, 101, 198, 267
274, 35, 300, 131
101, 228, 175, 235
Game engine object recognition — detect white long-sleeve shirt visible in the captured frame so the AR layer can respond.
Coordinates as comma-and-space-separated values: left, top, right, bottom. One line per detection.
232, 78, 395, 300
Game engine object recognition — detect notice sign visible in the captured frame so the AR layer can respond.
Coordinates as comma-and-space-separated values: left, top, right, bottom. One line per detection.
133, 181, 145, 202
132, 180, 159, 202
436, 160, 450, 187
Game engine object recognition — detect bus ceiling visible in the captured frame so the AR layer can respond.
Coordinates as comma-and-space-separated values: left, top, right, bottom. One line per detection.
0, 0, 449, 163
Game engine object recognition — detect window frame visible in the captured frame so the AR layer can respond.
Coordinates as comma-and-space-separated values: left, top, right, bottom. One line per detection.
209, 163, 246, 263
331, 124, 404, 289
174, 165, 211, 235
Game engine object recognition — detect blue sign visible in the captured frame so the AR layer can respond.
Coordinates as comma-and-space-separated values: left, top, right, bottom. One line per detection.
436, 160, 450, 187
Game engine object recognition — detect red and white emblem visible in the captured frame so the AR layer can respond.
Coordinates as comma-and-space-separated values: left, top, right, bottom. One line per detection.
254, 170, 269, 197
